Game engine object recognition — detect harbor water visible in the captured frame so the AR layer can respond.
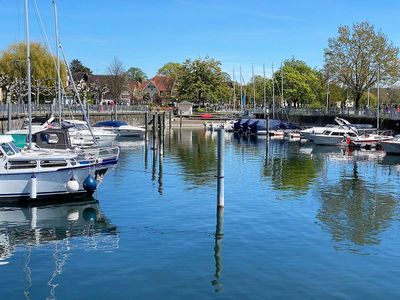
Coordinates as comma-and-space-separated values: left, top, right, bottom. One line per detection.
1, 129, 400, 299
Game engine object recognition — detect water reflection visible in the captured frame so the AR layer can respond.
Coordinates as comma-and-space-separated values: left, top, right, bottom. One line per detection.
167, 130, 217, 186
262, 140, 323, 192
211, 207, 224, 292
316, 154, 397, 251
155, 129, 400, 253
0, 198, 118, 299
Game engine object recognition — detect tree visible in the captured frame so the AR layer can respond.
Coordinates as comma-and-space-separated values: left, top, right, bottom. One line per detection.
244, 75, 273, 107
158, 62, 182, 80
70, 59, 92, 75
324, 21, 400, 110
126, 67, 147, 82
0, 42, 67, 102
176, 57, 230, 104
273, 58, 322, 107
106, 57, 126, 103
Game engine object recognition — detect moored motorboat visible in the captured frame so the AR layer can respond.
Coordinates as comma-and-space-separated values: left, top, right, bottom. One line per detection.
65, 119, 117, 147
93, 120, 145, 137
344, 131, 393, 149
380, 135, 400, 155
311, 127, 358, 146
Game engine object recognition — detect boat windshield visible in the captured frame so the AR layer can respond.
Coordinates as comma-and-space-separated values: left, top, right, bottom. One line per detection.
74, 124, 89, 131
1, 143, 16, 156
9, 142, 20, 153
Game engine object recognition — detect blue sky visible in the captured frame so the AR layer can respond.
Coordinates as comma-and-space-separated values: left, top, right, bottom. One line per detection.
1, 0, 400, 81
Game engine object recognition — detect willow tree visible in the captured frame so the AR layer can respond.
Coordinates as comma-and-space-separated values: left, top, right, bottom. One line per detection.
0, 42, 67, 87
324, 21, 400, 109
0, 42, 66, 103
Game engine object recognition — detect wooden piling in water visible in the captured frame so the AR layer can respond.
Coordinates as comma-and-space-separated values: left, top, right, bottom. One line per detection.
169, 110, 172, 131
152, 113, 156, 150
179, 111, 182, 129
145, 112, 149, 141
7, 101, 12, 132
159, 113, 164, 157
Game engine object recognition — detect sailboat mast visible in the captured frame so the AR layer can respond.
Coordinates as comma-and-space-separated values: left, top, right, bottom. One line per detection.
326, 70, 330, 114
240, 66, 243, 113
252, 65, 256, 111
263, 64, 266, 115
24, 0, 32, 149
272, 62, 275, 119
232, 67, 236, 111
377, 65, 380, 129
53, 0, 62, 127
281, 62, 284, 108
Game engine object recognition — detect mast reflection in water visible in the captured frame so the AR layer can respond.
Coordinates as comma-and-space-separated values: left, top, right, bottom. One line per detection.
0, 198, 118, 299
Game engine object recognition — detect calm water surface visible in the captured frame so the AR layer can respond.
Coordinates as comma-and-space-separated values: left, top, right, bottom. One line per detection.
1, 129, 400, 299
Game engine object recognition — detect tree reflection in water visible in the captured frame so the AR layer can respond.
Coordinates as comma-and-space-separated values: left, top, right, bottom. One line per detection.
317, 160, 396, 249
168, 130, 217, 186
262, 140, 323, 193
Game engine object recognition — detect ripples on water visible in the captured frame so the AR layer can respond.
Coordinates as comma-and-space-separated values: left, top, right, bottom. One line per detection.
1, 129, 400, 299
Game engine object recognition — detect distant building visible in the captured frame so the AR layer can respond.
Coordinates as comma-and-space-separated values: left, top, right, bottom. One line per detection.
70, 73, 175, 105
177, 101, 193, 116
140, 75, 175, 102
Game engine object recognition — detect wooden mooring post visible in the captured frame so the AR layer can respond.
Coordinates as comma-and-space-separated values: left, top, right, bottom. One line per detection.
145, 112, 149, 142
7, 101, 12, 132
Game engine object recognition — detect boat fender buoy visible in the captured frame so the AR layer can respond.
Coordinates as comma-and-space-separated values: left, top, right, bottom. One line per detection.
30, 175, 37, 199
346, 136, 351, 145
83, 175, 97, 192
66, 177, 79, 193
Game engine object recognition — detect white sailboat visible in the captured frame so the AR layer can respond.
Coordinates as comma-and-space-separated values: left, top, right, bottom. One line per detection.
0, 0, 115, 200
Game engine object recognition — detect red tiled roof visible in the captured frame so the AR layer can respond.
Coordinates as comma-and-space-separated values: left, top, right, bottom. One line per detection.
140, 75, 174, 92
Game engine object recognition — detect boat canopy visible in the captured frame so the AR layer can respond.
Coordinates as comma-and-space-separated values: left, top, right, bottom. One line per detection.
94, 121, 128, 128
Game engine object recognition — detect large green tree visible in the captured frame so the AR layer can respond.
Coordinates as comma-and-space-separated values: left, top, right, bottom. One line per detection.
0, 42, 67, 103
274, 58, 322, 107
244, 75, 273, 107
176, 56, 230, 103
0, 42, 67, 87
324, 21, 400, 110
126, 67, 147, 82
157, 62, 182, 80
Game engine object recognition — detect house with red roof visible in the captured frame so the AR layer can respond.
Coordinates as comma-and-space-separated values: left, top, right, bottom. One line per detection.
140, 75, 175, 102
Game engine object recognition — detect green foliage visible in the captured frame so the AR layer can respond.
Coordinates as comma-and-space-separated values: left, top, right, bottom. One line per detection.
263, 155, 323, 192
244, 75, 273, 107
0, 42, 67, 86
324, 21, 400, 109
126, 67, 147, 82
176, 56, 231, 103
157, 62, 182, 80
273, 58, 323, 107
70, 58, 92, 75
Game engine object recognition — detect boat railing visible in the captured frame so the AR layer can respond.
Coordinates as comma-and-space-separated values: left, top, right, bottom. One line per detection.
76, 146, 120, 163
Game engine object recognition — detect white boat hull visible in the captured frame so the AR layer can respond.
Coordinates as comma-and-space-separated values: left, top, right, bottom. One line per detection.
381, 141, 400, 154
312, 135, 343, 146
0, 167, 95, 199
